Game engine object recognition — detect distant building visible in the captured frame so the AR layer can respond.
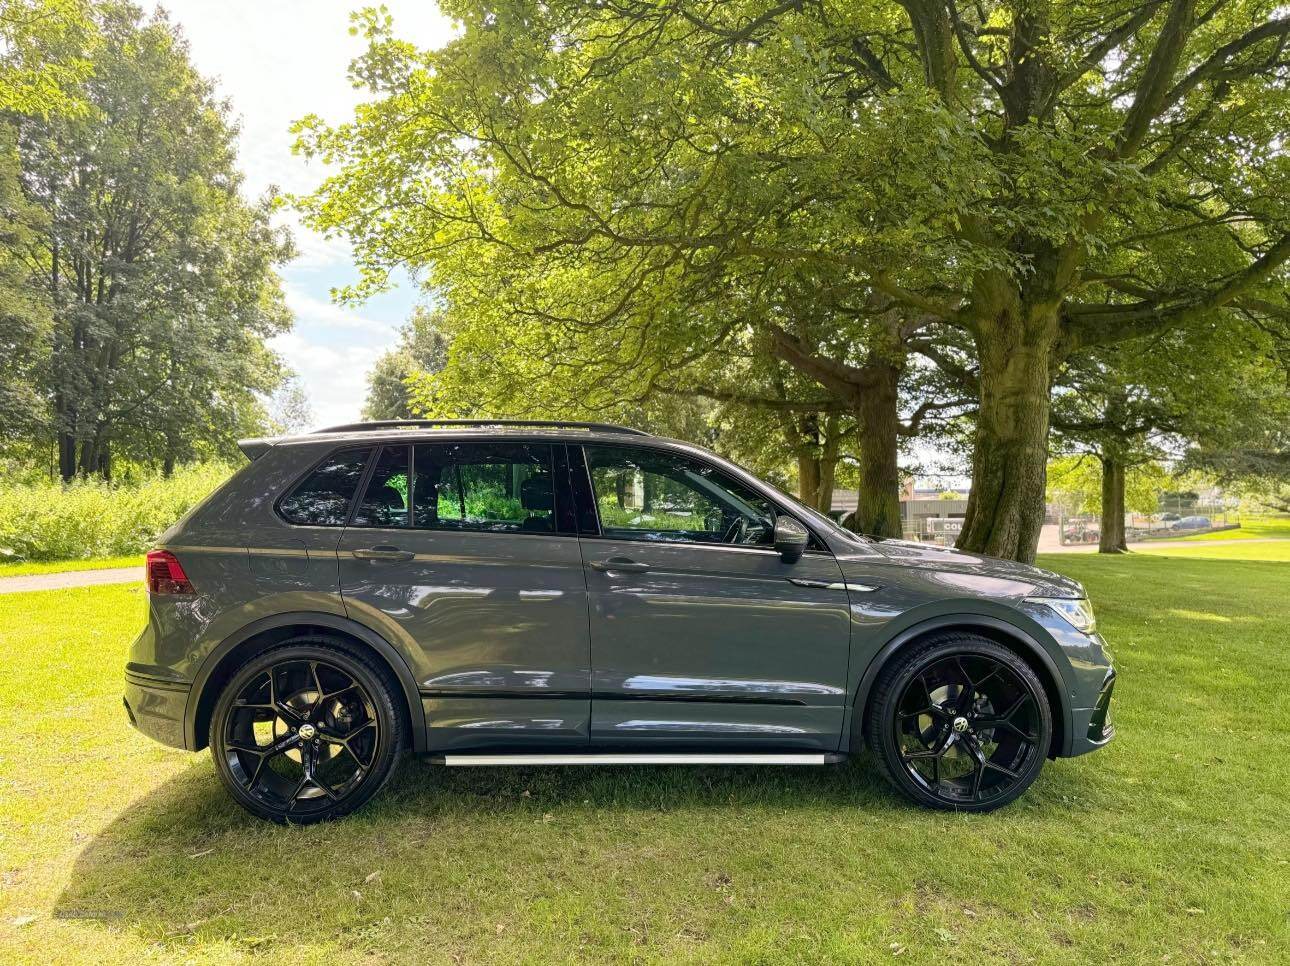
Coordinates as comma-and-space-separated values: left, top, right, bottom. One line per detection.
831, 489, 969, 543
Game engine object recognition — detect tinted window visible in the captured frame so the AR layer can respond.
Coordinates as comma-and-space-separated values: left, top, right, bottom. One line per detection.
278, 447, 370, 526
353, 445, 411, 528
412, 442, 556, 533
584, 445, 776, 545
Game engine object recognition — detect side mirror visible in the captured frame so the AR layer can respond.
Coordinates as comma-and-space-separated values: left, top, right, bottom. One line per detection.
773, 515, 809, 563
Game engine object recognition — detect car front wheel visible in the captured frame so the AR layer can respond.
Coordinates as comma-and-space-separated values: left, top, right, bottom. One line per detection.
866, 633, 1052, 811
209, 638, 406, 823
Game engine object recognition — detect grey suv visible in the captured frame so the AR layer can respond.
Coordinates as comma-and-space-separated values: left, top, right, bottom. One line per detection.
125, 420, 1115, 823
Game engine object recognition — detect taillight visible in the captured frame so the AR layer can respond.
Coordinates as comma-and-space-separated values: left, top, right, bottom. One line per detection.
146, 549, 195, 595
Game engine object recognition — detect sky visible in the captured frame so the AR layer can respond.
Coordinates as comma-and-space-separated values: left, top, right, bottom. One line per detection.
160, 0, 456, 429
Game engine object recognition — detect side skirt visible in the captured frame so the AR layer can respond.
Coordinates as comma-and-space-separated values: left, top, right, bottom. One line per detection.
430, 752, 848, 767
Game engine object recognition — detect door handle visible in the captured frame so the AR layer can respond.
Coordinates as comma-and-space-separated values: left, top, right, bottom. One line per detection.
352, 546, 415, 562
590, 557, 651, 574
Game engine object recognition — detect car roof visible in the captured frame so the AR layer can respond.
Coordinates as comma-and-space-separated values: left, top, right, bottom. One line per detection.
237, 422, 702, 460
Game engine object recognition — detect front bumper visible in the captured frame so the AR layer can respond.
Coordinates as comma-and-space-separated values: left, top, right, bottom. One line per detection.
123, 670, 191, 750
1065, 669, 1116, 757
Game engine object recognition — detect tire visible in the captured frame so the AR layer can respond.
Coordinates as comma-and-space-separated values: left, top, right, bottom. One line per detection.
865, 633, 1052, 812
209, 637, 407, 824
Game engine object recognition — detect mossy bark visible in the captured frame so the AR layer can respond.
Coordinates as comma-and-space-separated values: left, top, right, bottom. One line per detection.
853, 362, 902, 538
957, 311, 1055, 564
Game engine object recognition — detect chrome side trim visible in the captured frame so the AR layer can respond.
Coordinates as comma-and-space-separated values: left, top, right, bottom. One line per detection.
787, 577, 848, 590
787, 577, 879, 593
432, 753, 846, 767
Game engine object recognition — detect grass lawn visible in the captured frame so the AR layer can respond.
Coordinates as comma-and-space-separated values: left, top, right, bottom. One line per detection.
0, 555, 144, 578
1133, 539, 1290, 562
1, 553, 1287, 963
1174, 515, 1290, 542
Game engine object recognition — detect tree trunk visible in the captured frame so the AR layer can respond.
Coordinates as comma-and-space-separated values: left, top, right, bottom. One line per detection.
817, 427, 839, 514
853, 363, 902, 538
957, 318, 1054, 563
1099, 455, 1128, 553
57, 431, 77, 482
798, 452, 822, 509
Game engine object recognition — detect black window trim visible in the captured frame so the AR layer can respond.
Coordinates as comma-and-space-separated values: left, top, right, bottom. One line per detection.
574, 441, 831, 555
348, 442, 412, 529
274, 444, 376, 529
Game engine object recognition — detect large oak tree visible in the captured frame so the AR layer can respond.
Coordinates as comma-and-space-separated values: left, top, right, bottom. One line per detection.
297, 0, 1290, 561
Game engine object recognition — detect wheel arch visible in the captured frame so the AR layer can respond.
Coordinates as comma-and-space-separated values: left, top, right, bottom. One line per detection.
850, 614, 1072, 759
185, 611, 426, 753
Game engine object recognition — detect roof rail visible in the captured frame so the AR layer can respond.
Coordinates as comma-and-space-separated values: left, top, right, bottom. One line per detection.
312, 419, 651, 437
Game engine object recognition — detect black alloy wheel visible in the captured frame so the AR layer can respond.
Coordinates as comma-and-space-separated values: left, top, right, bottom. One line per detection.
210, 640, 405, 823
867, 634, 1052, 811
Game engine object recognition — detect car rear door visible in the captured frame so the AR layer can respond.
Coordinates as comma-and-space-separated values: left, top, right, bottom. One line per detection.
573, 443, 852, 750
336, 439, 591, 752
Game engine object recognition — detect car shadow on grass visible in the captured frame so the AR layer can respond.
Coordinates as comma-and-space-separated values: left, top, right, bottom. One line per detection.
55, 751, 1092, 952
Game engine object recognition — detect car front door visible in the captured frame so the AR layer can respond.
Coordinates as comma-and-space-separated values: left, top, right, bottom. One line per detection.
575, 444, 852, 750
336, 440, 590, 752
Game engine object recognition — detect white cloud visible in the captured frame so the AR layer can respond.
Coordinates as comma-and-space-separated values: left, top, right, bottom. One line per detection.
270, 332, 390, 430
282, 282, 390, 334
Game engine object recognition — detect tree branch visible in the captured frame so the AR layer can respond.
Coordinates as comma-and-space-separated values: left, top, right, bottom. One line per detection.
1114, 0, 1196, 158
1065, 230, 1290, 349
765, 324, 874, 400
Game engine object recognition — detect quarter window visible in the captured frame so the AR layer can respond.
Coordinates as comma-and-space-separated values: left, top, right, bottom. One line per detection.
583, 445, 777, 546
278, 447, 371, 526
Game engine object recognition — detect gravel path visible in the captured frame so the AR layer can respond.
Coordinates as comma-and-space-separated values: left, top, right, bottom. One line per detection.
0, 567, 141, 595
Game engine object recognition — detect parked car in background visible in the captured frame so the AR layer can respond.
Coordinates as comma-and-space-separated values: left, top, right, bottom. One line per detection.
125, 421, 1116, 823
1171, 516, 1212, 530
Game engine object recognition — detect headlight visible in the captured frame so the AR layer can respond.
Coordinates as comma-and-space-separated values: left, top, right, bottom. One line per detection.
1026, 596, 1097, 634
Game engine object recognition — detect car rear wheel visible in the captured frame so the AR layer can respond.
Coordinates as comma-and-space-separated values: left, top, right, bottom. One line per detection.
209, 639, 405, 823
866, 634, 1052, 811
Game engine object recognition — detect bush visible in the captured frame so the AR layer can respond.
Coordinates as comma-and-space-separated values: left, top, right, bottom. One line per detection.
0, 463, 235, 561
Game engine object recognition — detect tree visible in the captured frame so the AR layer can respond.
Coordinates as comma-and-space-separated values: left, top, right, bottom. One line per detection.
1053, 316, 1286, 550
296, 2, 1290, 560
19, 2, 292, 478
0, 0, 88, 453
362, 305, 450, 421
265, 373, 314, 437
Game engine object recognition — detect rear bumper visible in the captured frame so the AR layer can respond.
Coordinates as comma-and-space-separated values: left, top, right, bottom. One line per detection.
1064, 670, 1116, 757
123, 671, 192, 750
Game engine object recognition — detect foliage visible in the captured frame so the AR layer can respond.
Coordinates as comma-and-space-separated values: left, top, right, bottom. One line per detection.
0, 461, 232, 560
1046, 455, 1171, 517
362, 304, 450, 421
0, 0, 90, 118
13, 1, 293, 478
293, 0, 1290, 561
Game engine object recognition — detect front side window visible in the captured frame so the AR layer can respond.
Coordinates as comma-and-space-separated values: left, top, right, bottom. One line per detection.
353, 445, 411, 528
278, 447, 371, 526
411, 442, 557, 533
584, 445, 776, 546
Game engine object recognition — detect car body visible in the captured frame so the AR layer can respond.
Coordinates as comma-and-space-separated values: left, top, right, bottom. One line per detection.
1171, 515, 1211, 530
125, 421, 1115, 821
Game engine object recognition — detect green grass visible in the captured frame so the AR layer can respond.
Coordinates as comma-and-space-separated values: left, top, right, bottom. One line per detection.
1, 552, 1287, 963
0, 555, 144, 577
1133, 539, 1290, 562
1174, 514, 1290, 542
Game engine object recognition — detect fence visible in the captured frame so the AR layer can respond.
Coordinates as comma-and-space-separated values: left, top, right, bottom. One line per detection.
1057, 504, 1238, 546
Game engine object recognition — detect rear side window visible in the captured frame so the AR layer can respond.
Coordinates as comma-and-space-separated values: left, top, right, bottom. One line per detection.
409, 442, 556, 533
278, 447, 371, 526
